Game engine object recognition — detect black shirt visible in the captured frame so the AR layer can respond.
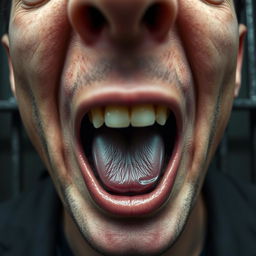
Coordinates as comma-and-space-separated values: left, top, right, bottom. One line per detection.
0, 169, 256, 256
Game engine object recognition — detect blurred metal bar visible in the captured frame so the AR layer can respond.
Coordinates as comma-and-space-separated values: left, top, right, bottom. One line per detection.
245, 0, 256, 99
242, 0, 256, 183
250, 110, 256, 182
0, 98, 17, 112
234, 99, 256, 109
11, 111, 22, 196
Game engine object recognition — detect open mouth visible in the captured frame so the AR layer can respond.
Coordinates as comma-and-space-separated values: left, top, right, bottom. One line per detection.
74, 91, 182, 217
80, 105, 176, 196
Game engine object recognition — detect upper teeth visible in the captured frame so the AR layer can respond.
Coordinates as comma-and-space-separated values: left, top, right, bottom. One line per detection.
89, 104, 169, 128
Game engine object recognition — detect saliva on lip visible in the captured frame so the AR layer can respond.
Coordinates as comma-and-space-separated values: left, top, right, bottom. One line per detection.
139, 176, 159, 186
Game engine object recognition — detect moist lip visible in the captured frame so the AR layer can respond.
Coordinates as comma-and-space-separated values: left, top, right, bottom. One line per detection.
74, 92, 183, 217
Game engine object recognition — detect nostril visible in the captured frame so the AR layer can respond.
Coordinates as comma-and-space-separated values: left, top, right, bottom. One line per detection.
142, 2, 173, 41
83, 5, 108, 43
69, 0, 176, 47
85, 6, 107, 33
142, 3, 163, 30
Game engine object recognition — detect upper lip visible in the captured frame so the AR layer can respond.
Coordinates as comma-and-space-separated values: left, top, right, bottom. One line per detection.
73, 85, 184, 217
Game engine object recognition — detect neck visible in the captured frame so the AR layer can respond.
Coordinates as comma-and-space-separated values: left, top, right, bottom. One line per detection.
63, 193, 207, 256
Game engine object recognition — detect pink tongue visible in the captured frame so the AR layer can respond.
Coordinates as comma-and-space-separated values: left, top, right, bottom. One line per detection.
92, 128, 164, 194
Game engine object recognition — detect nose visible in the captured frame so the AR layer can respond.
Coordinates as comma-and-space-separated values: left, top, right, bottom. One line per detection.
68, 0, 177, 46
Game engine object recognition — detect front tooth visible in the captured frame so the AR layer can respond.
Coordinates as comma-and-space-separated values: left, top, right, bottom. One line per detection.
156, 106, 168, 126
105, 105, 130, 128
90, 107, 104, 128
131, 104, 155, 127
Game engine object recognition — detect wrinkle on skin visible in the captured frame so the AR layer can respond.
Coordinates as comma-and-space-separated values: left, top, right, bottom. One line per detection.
2, 0, 245, 255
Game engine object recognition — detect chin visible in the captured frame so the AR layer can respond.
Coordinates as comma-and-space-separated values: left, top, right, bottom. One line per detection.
62, 157, 200, 256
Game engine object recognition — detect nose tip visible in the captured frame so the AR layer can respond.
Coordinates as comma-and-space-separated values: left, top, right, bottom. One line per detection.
68, 0, 177, 46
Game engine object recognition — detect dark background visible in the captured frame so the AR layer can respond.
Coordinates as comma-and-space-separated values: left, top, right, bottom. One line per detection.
0, 2, 255, 201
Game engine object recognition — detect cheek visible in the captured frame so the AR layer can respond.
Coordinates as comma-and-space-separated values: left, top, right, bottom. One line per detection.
178, 2, 238, 92
175, 1, 239, 171
8, 2, 71, 168
177, 1, 239, 118
9, 1, 70, 100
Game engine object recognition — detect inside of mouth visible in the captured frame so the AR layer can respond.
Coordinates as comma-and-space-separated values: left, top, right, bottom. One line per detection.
80, 111, 177, 196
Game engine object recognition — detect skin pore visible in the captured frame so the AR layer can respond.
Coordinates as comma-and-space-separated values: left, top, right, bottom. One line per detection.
2, 0, 246, 255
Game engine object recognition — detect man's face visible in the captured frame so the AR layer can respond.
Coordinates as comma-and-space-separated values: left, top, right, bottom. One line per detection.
3, 0, 245, 254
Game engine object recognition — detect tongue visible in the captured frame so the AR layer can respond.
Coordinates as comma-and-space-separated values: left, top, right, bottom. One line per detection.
92, 127, 164, 194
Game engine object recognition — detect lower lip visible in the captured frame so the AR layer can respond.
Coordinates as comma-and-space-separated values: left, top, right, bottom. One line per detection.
76, 133, 181, 217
